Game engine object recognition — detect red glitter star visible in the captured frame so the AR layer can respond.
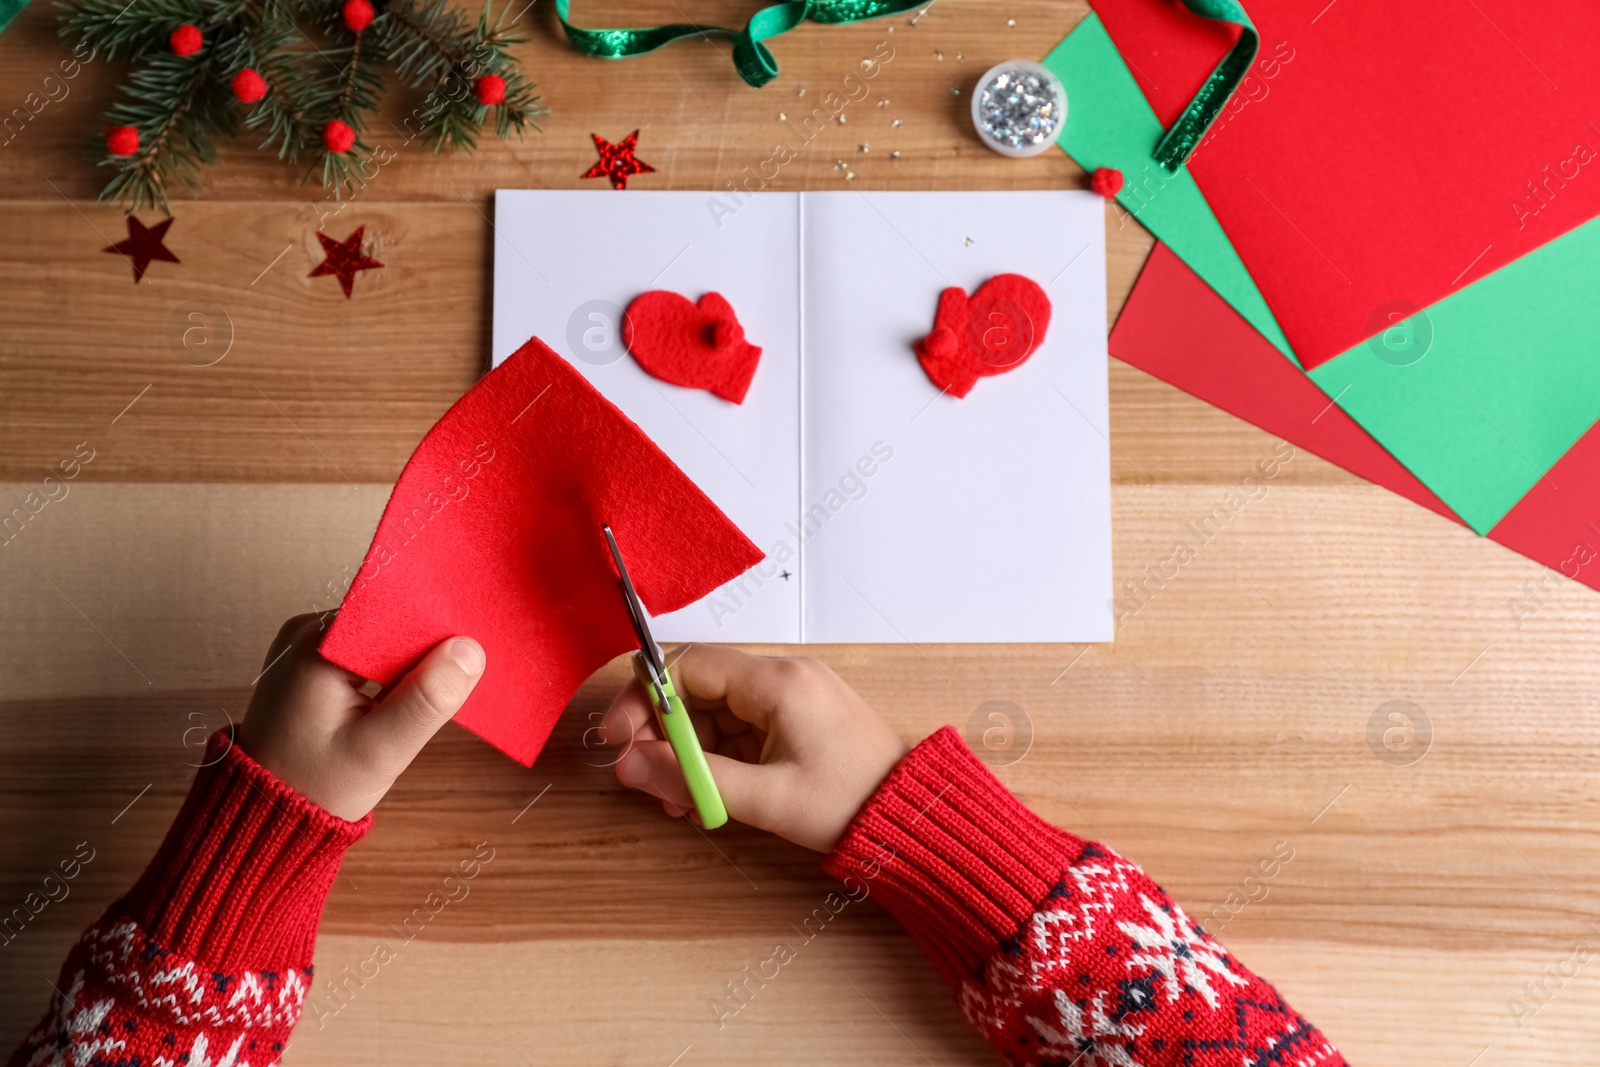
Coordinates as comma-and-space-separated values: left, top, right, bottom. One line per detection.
581, 130, 656, 191
308, 225, 384, 298
103, 215, 180, 283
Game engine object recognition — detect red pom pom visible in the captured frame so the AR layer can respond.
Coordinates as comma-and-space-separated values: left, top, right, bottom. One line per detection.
342, 0, 374, 31
1091, 166, 1124, 199
323, 119, 356, 154
106, 125, 139, 157
474, 74, 506, 106
169, 24, 202, 56
231, 68, 267, 104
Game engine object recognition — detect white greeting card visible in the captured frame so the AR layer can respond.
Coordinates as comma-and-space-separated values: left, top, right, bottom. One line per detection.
491, 189, 1111, 643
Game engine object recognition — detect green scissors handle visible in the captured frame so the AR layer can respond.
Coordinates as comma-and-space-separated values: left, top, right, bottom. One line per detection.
635, 653, 728, 829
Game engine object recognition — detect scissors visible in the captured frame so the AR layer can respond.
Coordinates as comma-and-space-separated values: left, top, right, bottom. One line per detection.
602, 524, 729, 829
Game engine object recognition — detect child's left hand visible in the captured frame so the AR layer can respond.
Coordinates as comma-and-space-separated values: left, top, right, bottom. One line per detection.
236, 614, 486, 821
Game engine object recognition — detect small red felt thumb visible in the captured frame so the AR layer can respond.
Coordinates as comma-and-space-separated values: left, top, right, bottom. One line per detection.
710, 318, 743, 350
366, 637, 485, 763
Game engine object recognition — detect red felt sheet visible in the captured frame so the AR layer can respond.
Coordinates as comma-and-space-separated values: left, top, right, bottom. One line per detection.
322, 336, 764, 765
1091, 0, 1600, 369
1111, 242, 1600, 593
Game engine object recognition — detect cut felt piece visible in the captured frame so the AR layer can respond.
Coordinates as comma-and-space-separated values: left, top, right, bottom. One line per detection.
1089, 0, 1600, 369
623, 290, 762, 404
1040, 13, 1295, 363
321, 335, 764, 765
1111, 243, 1460, 524
914, 273, 1051, 398
1112, 242, 1600, 595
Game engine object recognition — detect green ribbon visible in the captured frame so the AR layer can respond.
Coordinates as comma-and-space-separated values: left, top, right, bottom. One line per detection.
1152, 0, 1258, 173
0, 0, 32, 35
554, 0, 923, 88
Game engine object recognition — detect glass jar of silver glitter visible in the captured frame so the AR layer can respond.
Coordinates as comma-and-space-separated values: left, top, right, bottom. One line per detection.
971, 60, 1067, 158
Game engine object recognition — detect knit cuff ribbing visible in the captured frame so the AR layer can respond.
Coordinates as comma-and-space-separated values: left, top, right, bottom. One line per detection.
115, 727, 372, 973
823, 726, 1085, 984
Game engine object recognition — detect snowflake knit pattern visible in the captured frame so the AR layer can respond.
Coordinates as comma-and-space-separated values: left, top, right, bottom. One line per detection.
8, 730, 369, 1067
825, 727, 1346, 1067
9, 726, 1344, 1067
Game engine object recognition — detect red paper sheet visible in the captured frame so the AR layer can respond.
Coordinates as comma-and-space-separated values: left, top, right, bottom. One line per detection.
322, 336, 764, 765
1112, 242, 1600, 593
1091, 0, 1600, 369
1110, 244, 1459, 522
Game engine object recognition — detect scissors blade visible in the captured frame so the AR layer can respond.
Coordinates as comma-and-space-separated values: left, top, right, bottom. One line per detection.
601, 524, 665, 680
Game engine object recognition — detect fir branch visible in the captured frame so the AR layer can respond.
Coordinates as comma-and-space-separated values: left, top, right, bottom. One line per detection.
57, 0, 210, 62
100, 46, 237, 212
229, 0, 316, 161
381, 0, 543, 151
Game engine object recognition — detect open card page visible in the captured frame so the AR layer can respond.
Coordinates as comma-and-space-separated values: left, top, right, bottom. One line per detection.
491, 190, 1112, 643
491, 189, 802, 642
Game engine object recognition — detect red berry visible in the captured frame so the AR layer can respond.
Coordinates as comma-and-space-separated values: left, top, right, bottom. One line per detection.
106, 125, 139, 156
169, 24, 203, 56
474, 74, 506, 106
323, 119, 356, 154
1091, 166, 1124, 199
342, 0, 374, 31
231, 68, 267, 104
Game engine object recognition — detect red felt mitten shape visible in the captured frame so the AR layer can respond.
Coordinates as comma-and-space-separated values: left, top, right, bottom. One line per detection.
622, 291, 762, 404
321, 336, 764, 765
914, 273, 1051, 398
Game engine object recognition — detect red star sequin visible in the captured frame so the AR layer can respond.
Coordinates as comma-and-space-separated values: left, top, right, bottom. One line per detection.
581, 130, 656, 191
308, 225, 384, 298
103, 215, 180, 283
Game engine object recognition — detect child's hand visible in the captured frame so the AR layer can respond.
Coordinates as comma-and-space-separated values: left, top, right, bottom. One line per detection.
599, 645, 907, 852
236, 614, 486, 821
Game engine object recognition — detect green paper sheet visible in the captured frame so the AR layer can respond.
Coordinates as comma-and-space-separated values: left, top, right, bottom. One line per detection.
1047, 13, 1600, 535
1307, 217, 1600, 533
1042, 14, 1296, 363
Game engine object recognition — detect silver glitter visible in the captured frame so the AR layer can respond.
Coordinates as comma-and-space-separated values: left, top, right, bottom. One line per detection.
889, 150, 901, 160
858, 143, 870, 152
891, 118, 902, 128
974, 66, 1063, 151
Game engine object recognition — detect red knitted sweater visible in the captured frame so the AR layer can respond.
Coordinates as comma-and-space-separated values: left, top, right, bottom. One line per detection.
10, 727, 1345, 1067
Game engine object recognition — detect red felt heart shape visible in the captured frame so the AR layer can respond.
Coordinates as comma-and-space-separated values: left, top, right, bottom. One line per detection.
914, 273, 1052, 398
623, 290, 762, 404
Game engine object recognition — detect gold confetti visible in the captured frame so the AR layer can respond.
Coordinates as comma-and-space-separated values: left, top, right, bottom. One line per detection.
1007, 18, 1016, 27
796, 86, 807, 96
891, 118, 902, 128
877, 98, 889, 108
845, 170, 857, 180
934, 49, 944, 59
779, 112, 787, 121
838, 114, 847, 124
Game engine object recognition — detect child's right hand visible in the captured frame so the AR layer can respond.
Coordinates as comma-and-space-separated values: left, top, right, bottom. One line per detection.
599, 646, 908, 852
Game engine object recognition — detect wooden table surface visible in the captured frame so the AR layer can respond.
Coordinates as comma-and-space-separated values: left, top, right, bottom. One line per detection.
4, 2, 1599, 1063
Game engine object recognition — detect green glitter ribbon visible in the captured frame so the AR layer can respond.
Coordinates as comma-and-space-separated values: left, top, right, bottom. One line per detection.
0, 0, 32, 35
1153, 0, 1259, 173
554, 0, 923, 88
